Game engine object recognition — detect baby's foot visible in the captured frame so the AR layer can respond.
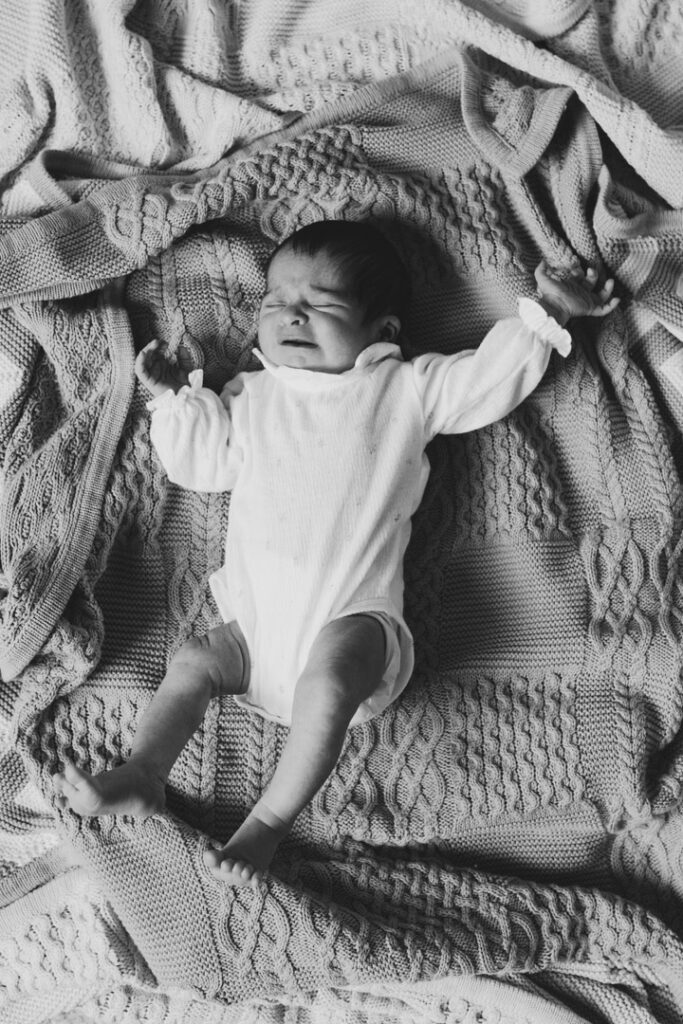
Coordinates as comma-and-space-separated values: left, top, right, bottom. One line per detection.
52, 759, 166, 818
203, 807, 290, 888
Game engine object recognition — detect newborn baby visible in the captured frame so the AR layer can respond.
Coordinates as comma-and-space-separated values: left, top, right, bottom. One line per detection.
54, 220, 618, 887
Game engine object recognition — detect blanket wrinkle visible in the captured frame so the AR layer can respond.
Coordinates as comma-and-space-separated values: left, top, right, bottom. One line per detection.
2, 2, 683, 1022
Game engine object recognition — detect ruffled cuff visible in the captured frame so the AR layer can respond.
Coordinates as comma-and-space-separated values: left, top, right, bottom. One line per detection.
518, 298, 572, 358
146, 368, 204, 411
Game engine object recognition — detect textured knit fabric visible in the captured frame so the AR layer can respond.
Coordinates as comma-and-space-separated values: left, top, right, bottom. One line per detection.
148, 306, 571, 725
1, 2, 683, 1023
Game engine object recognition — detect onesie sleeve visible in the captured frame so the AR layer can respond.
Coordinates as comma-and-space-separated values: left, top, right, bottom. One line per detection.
146, 369, 243, 492
411, 298, 572, 439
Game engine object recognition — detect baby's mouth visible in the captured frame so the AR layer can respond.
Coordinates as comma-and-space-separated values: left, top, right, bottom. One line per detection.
281, 338, 317, 348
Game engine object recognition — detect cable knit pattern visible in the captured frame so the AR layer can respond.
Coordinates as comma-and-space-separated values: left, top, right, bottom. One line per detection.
2, 2, 683, 1022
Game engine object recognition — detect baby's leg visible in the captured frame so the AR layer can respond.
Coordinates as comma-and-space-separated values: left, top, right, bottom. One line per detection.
204, 613, 385, 887
53, 622, 248, 817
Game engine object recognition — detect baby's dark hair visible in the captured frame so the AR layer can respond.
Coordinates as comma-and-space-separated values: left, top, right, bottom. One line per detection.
265, 220, 410, 323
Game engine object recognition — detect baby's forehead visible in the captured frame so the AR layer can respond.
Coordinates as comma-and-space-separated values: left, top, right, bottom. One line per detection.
265, 247, 353, 290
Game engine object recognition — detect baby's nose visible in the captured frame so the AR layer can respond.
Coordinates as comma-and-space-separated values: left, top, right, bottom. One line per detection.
283, 304, 308, 324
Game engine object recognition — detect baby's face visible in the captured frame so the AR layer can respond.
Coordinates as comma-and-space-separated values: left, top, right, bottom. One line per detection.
258, 248, 393, 373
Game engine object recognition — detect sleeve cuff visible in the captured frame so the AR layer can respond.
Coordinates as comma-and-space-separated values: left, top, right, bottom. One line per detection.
518, 298, 572, 358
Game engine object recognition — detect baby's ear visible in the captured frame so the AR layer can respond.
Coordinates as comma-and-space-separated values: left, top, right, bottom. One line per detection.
377, 315, 401, 343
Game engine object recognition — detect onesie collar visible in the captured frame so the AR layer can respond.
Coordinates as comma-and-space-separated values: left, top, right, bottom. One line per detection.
254, 341, 402, 389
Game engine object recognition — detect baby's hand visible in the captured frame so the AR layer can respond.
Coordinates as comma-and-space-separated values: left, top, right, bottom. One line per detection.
534, 260, 620, 326
135, 339, 191, 398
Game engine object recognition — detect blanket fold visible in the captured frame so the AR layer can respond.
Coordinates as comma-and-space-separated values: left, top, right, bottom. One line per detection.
0, 283, 135, 681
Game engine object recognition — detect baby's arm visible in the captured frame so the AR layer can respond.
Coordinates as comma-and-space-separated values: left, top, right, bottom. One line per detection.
136, 339, 243, 492
413, 261, 619, 438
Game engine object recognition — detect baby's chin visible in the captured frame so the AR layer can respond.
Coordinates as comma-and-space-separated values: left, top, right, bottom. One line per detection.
258, 344, 355, 374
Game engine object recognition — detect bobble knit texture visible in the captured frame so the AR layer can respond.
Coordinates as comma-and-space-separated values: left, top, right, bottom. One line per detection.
2, 1, 683, 1022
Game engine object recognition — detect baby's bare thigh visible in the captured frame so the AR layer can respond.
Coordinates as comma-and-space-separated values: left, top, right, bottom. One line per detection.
302, 613, 386, 703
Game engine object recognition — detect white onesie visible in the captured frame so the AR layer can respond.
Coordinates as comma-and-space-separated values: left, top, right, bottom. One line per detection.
147, 298, 571, 726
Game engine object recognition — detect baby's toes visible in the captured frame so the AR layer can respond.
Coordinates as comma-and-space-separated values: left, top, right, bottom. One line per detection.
233, 861, 261, 887
220, 857, 260, 887
219, 857, 241, 881
203, 849, 238, 881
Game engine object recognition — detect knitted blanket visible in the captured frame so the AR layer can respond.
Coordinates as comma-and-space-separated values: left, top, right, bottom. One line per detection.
2, 1, 683, 1021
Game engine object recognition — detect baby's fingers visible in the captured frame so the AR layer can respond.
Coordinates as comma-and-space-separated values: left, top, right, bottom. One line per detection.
565, 263, 594, 280
585, 266, 603, 292
589, 278, 620, 316
601, 294, 621, 313
587, 294, 620, 317
534, 259, 565, 290
535, 258, 557, 280
140, 338, 167, 359
596, 278, 615, 303
136, 339, 157, 364
135, 340, 168, 388
136, 339, 165, 369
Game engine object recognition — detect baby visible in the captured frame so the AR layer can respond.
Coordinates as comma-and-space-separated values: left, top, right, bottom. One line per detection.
53, 221, 618, 887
